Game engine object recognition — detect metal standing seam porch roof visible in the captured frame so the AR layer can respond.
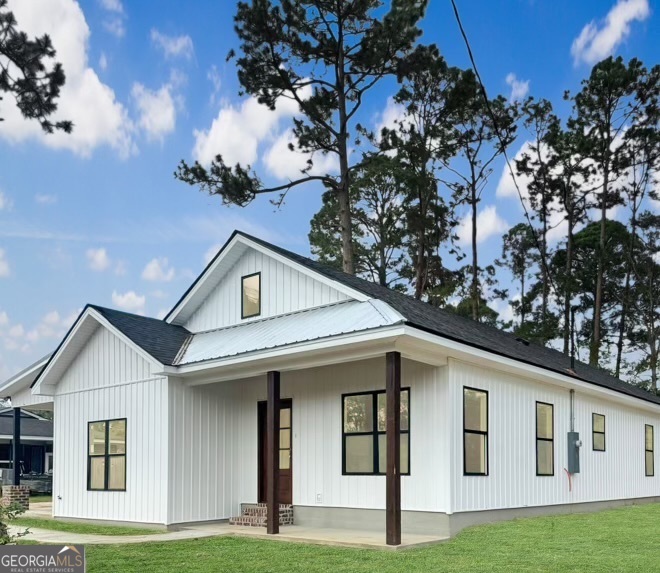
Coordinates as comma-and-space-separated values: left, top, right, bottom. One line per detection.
176, 299, 404, 365
26, 230, 660, 407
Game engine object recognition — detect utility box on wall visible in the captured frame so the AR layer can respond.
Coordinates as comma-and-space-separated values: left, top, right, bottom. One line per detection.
567, 431, 581, 474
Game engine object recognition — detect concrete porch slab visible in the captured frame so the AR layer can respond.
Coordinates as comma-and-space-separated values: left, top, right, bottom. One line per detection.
185, 523, 449, 550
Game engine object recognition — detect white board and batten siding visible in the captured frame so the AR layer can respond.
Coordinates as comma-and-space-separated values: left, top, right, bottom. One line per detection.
449, 359, 660, 514
168, 358, 450, 524
184, 248, 351, 333
52, 326, 169, 524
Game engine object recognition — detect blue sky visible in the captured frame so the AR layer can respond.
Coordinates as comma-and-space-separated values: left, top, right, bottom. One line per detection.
0, 0, 657, 379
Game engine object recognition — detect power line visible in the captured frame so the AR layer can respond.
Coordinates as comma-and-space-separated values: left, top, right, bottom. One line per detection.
449, 0, 559, 297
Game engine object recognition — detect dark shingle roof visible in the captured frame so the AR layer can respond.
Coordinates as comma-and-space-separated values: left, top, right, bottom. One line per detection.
0, 410, 52, 438
237, 231, 660, 407
89, 305, 190, 366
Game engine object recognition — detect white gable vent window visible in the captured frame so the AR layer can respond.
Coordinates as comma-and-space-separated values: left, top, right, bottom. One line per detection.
242, 272, 261, 318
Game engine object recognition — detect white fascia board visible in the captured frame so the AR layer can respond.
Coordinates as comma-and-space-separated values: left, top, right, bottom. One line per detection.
165, 234, 370, 325
401, 326, 660, 414
0, 355, 51, 397
33, 308, 163, 396
159, 325, 406, 384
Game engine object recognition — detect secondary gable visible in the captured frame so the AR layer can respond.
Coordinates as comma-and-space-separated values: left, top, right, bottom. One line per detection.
184, 246, 352, 332
55, 324, 158, 395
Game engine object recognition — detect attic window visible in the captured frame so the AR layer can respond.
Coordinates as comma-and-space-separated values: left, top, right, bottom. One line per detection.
241, 272, 261, 319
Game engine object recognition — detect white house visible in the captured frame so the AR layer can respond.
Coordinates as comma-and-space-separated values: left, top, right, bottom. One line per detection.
2, 230, 659, 545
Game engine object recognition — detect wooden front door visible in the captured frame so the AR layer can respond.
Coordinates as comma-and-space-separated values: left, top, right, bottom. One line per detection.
258, 399, 292, 504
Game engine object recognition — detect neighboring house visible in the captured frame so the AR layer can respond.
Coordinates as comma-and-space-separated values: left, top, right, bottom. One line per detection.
0, 408, 53, 474
2, 230, 659, 544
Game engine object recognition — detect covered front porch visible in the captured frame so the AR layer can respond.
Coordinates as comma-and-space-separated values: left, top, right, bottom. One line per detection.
166, 330, 450, 547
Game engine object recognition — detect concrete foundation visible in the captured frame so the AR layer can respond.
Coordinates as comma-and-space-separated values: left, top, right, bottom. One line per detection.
295, 495, 660, 538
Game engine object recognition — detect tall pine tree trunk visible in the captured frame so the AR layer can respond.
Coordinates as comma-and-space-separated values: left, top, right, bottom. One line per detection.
471, 182, 479, 321
590, 167, 609, 366
615, 202, 638, 378
563, 213, 575, 355
336, 31, 354, 275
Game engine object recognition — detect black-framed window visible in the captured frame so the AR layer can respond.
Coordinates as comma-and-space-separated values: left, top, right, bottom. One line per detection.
536, 402, 554, 476
463, 387, 488, 476
342, 389, 409, 475
592, 413, 605, 451
241, 272, 261, 318
645, 424, 654, 477
88, 419, 126, 491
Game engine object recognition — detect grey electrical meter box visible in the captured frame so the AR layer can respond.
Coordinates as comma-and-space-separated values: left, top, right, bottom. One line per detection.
567, 431, 580, 474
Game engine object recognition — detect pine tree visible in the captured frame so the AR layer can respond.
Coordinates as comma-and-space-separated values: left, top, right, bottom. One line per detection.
0, 0, 71, 133
176, 0, 426, 274
568, 56, 644, 366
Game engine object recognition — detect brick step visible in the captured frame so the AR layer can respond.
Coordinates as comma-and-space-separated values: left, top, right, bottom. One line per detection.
230, 504, 294, 527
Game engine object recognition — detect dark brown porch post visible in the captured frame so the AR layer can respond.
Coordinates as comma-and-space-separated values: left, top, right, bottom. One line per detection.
12, 407, 21, 486
266, 370, 280, 534
386, 351, 401, 546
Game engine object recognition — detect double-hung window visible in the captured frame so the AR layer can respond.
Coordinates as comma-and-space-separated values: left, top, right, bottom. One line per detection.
88, 419, 127, 491
592, 413, 605, 451
536, 402, 554, 476
645, 424, 654, 477
342, 389, 409, 475
463, 387, 488, 475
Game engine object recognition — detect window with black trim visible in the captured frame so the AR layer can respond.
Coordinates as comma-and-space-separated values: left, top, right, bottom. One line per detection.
645, 424, 654, 477
536, 402, 554, 476
463, 387, 488, 475
592, 413, 605, 451
241, 272, 261, 319
88, 419, 126, 491
342, 389, 409, 475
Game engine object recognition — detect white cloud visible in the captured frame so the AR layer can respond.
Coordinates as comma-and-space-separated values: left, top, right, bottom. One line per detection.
0, 191, 12, 211
571, 0, 650, 65
142, 257, 175, 282
1, 0, 135, 158
0, 249, 10, 277
35, 193, 57, 205
207, 65, 222, 106
86, 247, 111, 271
99, 0, 123, 13
103, 18, 125, 38
505, 73, 529, 102
263, 129, 338, 180
457, 205, 509, 246
114, 260, 127, 276
192, 89, 310, 167
132, 83, 177, 142
99, 52, 108, 71
112, 290, 146, 314
376, 97, 406, 135
0, 311, 8, 327
99, 0, 126, 38
150, 29, 194, 60
8, 324, 24, 338
24, 309, 78, 343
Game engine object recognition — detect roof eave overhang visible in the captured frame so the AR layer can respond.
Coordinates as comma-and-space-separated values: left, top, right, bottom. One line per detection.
401, 325, 660, 413
0, 354, 51, 398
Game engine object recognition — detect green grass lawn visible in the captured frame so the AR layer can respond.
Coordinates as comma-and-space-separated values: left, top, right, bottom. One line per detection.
76, 503, 660, 573
29, 495, 52, 503
13, 517, 162, 536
